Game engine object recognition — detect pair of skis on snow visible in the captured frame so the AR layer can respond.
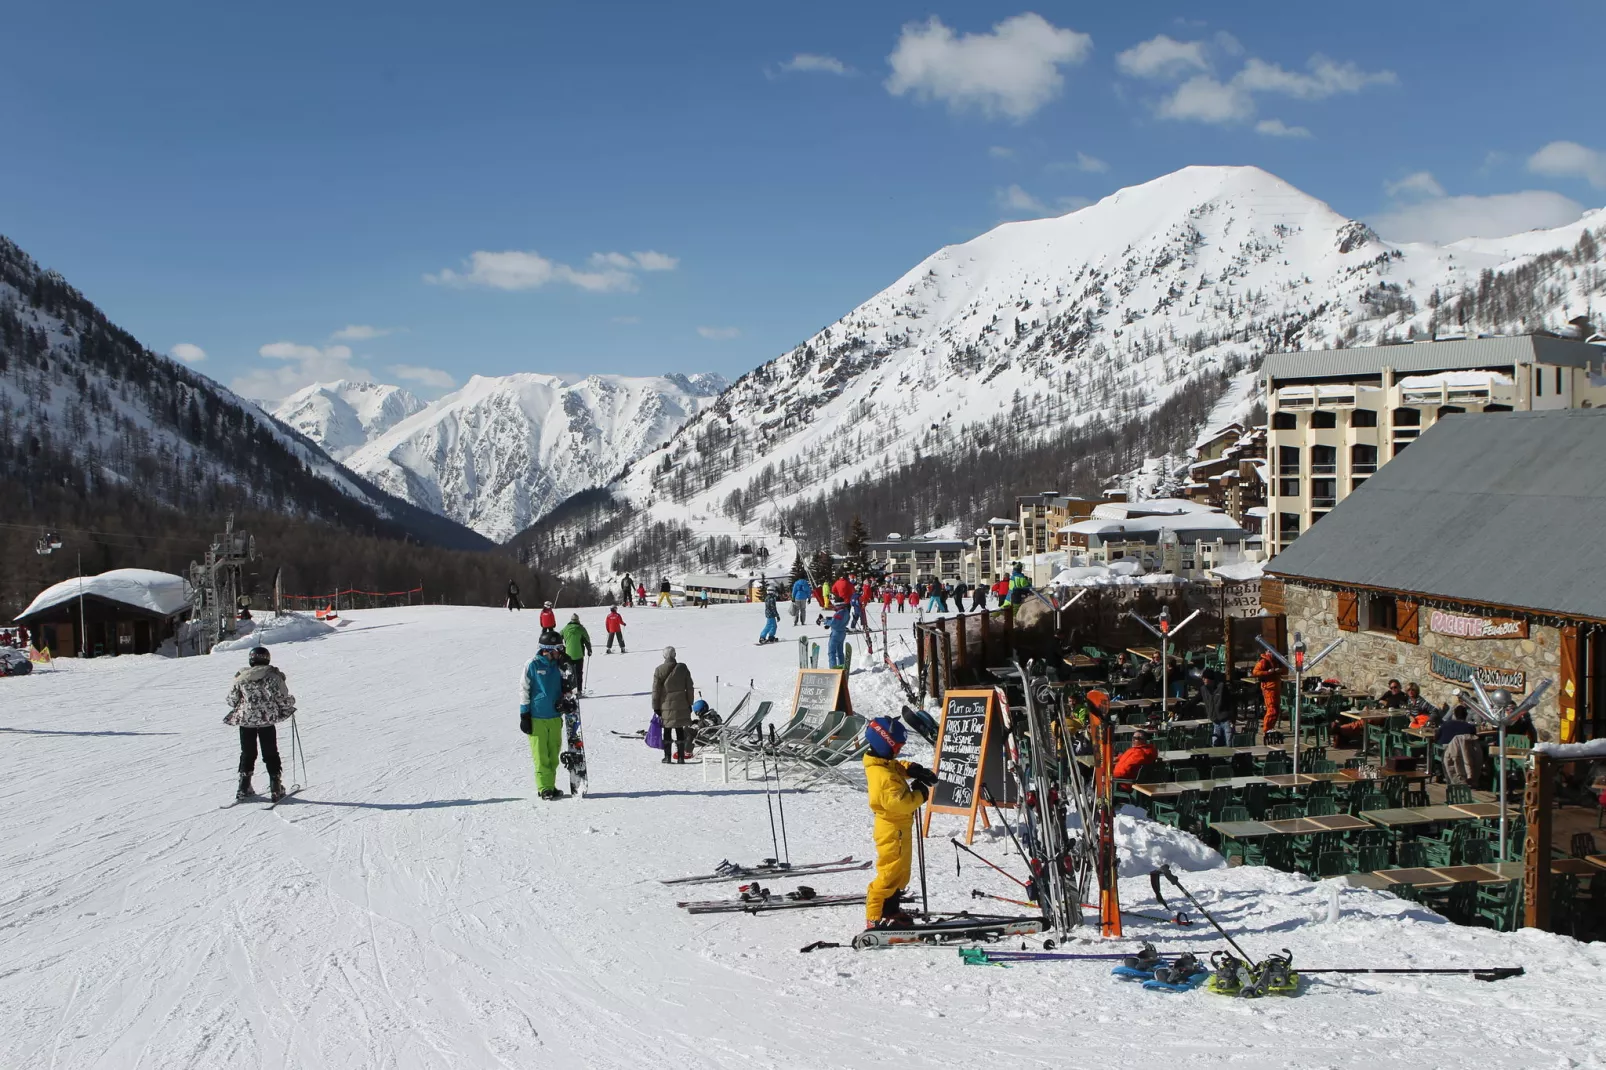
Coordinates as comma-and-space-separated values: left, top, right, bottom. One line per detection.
220, 784, 302, 811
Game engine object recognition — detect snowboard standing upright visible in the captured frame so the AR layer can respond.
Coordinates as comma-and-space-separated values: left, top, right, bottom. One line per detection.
560, 706, 588, 796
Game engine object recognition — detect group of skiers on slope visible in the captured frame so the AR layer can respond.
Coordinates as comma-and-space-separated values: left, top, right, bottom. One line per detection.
611, 574, 686, 608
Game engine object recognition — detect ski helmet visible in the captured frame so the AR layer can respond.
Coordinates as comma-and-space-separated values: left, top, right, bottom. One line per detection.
543, 601, 553, 609
691, 699, 708, 715
248, 646, 270, 667
866, 716, 907, 759
538, 629, 563, 652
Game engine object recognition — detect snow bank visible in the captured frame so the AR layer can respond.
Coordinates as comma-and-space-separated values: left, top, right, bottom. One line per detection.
1533, 739, 1606, 759
1208, 559, 1265, 582
17, 568, 189, 620
212, 611, 336, 653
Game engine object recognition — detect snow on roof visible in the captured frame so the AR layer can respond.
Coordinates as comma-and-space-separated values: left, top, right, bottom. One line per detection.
676, 573, 751, 590
17, 569, 190, 621
1061, 510, 1247, 536
1208, 560, 1265, 582
1397, 370, 1515, 389
1244, 505, 1270, 517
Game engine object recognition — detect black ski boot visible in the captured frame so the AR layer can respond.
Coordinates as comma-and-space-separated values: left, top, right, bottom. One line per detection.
1122, 943, 1161, 971
268, 773, 286, 803
236, 774, 255, 801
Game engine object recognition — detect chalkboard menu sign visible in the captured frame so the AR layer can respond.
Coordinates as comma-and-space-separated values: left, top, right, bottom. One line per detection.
790, 668, 844, 721
922, 689, 1015, 844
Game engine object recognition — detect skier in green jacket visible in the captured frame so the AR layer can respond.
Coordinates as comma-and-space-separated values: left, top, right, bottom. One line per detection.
561, 613, 593, 694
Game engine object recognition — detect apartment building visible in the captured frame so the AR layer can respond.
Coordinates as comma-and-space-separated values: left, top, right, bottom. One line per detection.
969, 517, 1020, 585
1262, 335, 1606, 555
864, 535, 969, 585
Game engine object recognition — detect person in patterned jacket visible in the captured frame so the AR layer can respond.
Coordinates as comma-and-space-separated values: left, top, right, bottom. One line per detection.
225, 646, 297, 801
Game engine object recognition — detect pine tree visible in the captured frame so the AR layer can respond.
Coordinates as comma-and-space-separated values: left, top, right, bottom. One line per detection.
810, 547, 834, 590
842, 514, 869, 576
789, 554, 807, 584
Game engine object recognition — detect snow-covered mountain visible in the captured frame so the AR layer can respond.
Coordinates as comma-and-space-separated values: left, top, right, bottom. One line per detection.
561, 165, 1606, 576
0, 236, 493, 552
342, 371, 727, 542
271, 380, 426, 460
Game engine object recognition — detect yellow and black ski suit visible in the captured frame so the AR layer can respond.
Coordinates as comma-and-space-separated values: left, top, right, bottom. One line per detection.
863, 753, 928, 923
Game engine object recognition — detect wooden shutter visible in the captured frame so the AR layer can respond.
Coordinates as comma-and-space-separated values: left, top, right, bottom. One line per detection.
1336, 591, 1359, 632
1260, 577, 1285, 616
1395, 600, 1419, 645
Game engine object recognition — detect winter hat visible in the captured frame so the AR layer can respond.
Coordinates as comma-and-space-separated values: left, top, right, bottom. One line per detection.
538, 629, 564, 652
662, 646, 676, 661
248, 646, 270, 667
866, 716, 907, 759
570, 613, 580, 623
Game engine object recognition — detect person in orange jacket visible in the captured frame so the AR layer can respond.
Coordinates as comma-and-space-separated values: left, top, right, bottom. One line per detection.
1112, 730, 1159, 781
1251, 651, 1285, 734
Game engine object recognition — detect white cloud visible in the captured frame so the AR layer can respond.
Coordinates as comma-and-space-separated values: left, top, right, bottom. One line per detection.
697, 326, 741, 340
233, 342, 372, 404
997, 183, 1048, 215
1384, 171, 1446, 198
1074, 151, 1108, 172
169, 343, 206, 364
1158, 75, 1253, 123
426, 250, 637, 292
628, 250, 679, 272
1234, 55, 1395, 99
885, 13, 1093, 122
1115, 34, 1209, 80
1255, 118, 1312, 139
1369, 189, 1584, 244
388, 364, 457, 390
330, 324, 396, 341
988, 145, 1016, 159
779, 53, 851, 76
1527, 140, 1606, 190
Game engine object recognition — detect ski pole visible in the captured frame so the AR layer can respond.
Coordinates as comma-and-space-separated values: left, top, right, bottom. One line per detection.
915, 806, 929, 916
972, 888, 1038, 909
950, 838, 1031, 890
981, 784, 1031, 872
1151, 865, 1252, 963
759, 733, 781, 863
1300, 967, 1524, 981
290, 713, 307, 788
768, 725, 790, 865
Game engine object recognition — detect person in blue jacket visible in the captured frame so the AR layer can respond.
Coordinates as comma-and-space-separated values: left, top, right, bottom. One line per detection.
827, 596, 851, 669
790, 575, 812, 626
520, 629, 568, 801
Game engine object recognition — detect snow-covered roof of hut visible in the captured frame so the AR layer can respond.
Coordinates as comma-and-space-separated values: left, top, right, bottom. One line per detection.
16, 569, 191, 621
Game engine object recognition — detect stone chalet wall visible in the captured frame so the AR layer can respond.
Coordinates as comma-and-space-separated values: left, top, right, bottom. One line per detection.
1283, 583, 1562, 741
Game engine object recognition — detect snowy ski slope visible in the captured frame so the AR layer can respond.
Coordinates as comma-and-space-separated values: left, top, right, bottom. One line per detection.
2, 605, 1603, 1068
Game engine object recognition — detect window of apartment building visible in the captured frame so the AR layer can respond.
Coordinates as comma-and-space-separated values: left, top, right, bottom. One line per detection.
1393, 440, 1411, 456
1362, 592, 1397, 633
1271, 411, 1297, 430
1350, 409, 1378, 428
1310, 510, 1329, 525
1277, 444, 1301, 475
1392, 407, 1420, 426
1278, 478, 1301, 497
1310, 445, 1337, 474
1277, 512, 1301, 539
1310, 410, 1337, 429
1350, 443, 1377, 473
1436, 405, 1465, 419
1311, 478, 1337, 508
1485, 403, 1512, 412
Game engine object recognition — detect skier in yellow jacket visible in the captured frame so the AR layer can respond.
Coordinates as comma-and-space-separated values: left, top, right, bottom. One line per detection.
862, 716, 937, 928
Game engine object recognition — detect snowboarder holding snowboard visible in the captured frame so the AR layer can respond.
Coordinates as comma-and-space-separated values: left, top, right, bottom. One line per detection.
225, 646, 296, 801
520, 630, 567, 800
605, 606, 626, 653
561, 613, 593, 693
862, 717, 936, 928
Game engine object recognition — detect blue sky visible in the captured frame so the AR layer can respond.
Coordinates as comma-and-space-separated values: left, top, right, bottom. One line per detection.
4, 1, 1603, 401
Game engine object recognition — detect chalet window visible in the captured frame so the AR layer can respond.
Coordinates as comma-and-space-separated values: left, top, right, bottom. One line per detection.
1363, 593, 1398, 634
1311, 410, 1336, 429
1272, 411, 1297, 430
1350, 409, 1378, 428
1336, 591, 1359, 631
1536, 368, 1543, 397
1556, 367, 1563, 394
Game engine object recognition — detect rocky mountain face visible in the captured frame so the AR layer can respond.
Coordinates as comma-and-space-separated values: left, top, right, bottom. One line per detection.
546, 165, 1605, 578
271, 380, 426, 461
340, 371, 728, 543
0, 235, 492, 552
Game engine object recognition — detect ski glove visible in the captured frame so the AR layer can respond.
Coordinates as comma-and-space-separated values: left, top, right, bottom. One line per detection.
905, 763, 937, 788
519, 713, 532, 735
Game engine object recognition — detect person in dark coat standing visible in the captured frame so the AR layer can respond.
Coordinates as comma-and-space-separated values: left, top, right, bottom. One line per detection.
653, 646, 696, 763
505, 581, 522, 611
225, 646, 297, 801
1200, 668, 1231, 746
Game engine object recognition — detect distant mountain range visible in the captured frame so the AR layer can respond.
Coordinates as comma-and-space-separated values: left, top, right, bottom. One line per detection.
275, 372, 727, 543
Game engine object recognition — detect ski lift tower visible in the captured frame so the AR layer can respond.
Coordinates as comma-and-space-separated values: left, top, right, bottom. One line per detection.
188, 514, 256, 653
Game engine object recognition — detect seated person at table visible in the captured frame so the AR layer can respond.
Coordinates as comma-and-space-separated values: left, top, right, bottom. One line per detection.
1113, 730, 1159, 780
1378, 679, 1408, 709
1401, 682, 1440, 728
1436, 704, 1477, 745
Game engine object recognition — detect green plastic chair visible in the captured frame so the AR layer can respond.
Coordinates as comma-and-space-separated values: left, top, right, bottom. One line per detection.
1218, 805, 1251, 823
1315, 851, 1351, 878
1209, 764, 1234, 781
1262, 758, 1291, 776
1155, 788, 1200, 828
1242, 781, 1271, 820
1445, 784, 1474, 805
1397, 841, 1428, 868
1269, 803, 1302, 821
1476, 879, 1522, 931
1356, 845, 1389, 872
1231, 730, 1257, 748
1310, 759, 1339, 774
1360, 792, 1390, 812
1306, 797, 1338, 817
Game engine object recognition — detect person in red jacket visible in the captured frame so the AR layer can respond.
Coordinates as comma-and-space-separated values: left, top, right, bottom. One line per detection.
539, 601, 557, 630
830, 573, 854, 605
604, 606, 626, 653
1112, 730, 1159, 781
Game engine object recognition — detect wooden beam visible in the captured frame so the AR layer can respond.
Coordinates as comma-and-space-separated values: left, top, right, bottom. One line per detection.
1523, 752, 1552, 931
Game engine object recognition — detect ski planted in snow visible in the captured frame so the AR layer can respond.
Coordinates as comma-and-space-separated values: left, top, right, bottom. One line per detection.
659, 856, 865, 886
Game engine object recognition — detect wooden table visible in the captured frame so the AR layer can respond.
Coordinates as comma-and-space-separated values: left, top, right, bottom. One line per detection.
1126, 646, 1161, 663
1412, 805, 1479, 822
1360, 807, 1474, 829
1210, 819, 1276, 840
1133, 776, 1266, 798
1263, 814, 1373, 835
1450, 802, 1508, 819
1346, 872, 1392, 889
1587, 855, 1606, 871
1160, 745, 1286, 763
1262, 772, 1351, 788
1369, 865, 1516, 888
1550, 858, 1601, 877
1340, 709, 1393, 724
1339, 767, 1429, 790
